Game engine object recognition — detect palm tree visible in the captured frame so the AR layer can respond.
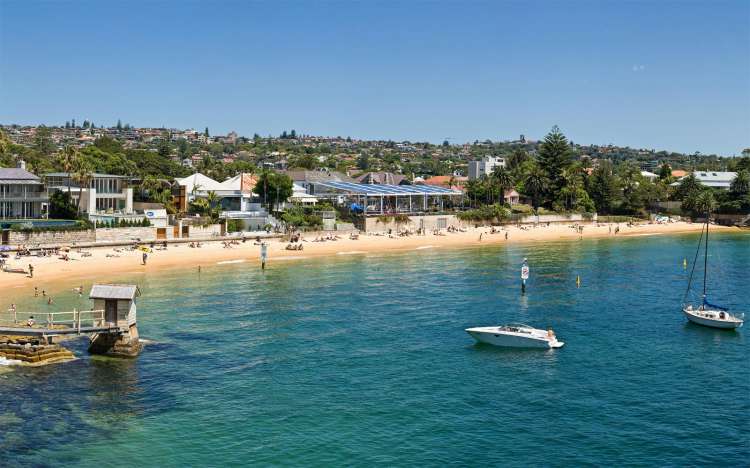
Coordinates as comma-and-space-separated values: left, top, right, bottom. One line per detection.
560, 165, 584, 210
205, 190, 221, 221
492, 167, 515, 205
72, 159, 93, 214
524, 166, 547, 211
141, 175, 163, 201
730, 170, 749, 196
694, 190, 716, 215
57, 145, 79, 195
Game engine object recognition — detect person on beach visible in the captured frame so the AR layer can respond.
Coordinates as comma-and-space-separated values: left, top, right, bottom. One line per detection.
479, 233, 483, 241
34, 287, 38, 297
28, 263, 33, 278
27, 315, 35, 327
42, 289, 46, 297
505, 232, 509, 240
47, 297, 53, 305
142, 252, 148, 265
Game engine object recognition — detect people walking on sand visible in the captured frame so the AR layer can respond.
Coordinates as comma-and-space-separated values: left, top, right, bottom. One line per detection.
142, 252, 148, 265
479, 233, 483, 241
28, 263, 33, 278
505, 231, 509, 240
34, 287, 38, 297
42, 289, 46, 297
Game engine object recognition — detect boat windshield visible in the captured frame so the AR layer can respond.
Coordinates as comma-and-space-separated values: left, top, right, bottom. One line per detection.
501, 324, 535, 333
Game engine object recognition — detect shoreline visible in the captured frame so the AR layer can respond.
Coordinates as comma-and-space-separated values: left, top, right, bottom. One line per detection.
1, 222, 742, 297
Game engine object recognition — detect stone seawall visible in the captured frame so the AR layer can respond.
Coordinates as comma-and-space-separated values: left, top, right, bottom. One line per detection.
8, 229, 96, 247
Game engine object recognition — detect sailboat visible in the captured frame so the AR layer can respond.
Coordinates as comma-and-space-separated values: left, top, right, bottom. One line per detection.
682, 215, 744, 329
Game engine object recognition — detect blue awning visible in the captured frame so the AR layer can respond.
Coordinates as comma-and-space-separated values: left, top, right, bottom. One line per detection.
314, 181, 461, 196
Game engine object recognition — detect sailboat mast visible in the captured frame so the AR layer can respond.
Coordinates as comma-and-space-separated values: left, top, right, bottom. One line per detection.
703, 213, 708, 299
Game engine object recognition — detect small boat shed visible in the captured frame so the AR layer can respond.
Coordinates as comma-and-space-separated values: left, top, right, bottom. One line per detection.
89, 284, 140, 331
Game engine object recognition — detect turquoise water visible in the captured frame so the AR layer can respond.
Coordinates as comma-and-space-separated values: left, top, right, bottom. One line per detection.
2, 233, 749, 466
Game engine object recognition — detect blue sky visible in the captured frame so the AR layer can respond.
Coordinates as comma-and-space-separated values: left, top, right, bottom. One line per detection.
1, 0, 748, 155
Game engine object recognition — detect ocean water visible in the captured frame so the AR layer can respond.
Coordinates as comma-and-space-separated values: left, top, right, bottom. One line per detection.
1, 233, 749, 467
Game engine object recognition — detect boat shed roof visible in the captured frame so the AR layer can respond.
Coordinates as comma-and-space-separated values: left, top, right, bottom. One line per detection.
89, 284, 141, 300
314, 181, 462, 196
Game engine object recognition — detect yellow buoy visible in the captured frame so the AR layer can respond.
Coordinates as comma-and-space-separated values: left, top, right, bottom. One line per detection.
576, 275, 581, 288
683, 258, 687, 269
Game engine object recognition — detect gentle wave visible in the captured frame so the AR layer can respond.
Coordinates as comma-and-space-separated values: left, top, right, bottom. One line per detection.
216, 259, 246, 265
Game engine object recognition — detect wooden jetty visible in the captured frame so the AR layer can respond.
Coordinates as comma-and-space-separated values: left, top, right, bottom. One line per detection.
0, 284, 143, 363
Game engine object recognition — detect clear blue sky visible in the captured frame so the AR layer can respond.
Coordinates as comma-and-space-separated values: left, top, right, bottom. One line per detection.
1, 0, 748, 155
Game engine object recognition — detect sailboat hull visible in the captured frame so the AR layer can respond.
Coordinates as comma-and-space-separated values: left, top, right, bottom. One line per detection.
683, 307, 743, 329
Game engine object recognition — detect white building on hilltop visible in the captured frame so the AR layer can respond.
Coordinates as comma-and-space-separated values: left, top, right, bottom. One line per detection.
468, 156, 506, 180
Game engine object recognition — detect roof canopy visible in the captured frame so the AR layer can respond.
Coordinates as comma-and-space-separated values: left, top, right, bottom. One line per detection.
315, 181, 461, 196
89, 284, 141, 301
0, 168, 41, 181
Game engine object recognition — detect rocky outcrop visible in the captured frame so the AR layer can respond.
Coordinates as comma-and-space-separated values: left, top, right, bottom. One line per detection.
0, 338, 75, 366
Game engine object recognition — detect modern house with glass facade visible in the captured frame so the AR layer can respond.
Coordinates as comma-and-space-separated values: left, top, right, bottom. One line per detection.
45, 172, 133, 215
0, 162, 48, 219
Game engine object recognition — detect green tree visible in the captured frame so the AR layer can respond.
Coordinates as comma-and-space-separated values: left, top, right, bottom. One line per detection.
253, 171, 293, 208
587, 160, 619, 214
57, 145, 79, 194
523, 165, 547, 211
658, 163, 672, 180
356, 153, 370, 170
158, 140, 171, 158
34, 126, 55, 155
694, 190, 716, 215
730, 170, 749, 196
48, 191, 78, 219
536, 126, 573, 206
674, 173, 702, 201
491, 167, 515, 204
72, 158, 94, 213
506, 148, 529, 172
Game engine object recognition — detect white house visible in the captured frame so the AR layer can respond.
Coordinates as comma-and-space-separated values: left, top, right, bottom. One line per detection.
45, 172, 133, 216
671, 171, 737, 190
640, 170, 659, 182
468, 156, 506, 180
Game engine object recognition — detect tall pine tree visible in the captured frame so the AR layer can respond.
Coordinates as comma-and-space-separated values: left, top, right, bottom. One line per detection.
537, 126, 573, 206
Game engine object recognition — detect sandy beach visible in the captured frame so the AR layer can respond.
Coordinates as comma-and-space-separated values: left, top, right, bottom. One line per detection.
1, 221, 739, 295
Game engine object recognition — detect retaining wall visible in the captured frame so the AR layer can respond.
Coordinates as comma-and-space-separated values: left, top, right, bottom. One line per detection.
8, 229, 96, 247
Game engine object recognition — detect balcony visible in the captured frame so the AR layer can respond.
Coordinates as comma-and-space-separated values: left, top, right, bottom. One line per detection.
0, 192, 49, 201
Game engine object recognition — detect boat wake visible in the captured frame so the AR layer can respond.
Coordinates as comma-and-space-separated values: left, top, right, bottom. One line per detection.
337, 251, 366, 255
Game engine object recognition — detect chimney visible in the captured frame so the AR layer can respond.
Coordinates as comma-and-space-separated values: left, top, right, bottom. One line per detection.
17, 159, 26, 170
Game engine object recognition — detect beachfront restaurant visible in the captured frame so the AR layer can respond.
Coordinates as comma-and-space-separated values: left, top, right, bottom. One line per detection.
309, 181, 463, 215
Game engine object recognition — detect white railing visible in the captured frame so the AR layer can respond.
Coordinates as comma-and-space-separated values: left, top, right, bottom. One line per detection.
0, 309, 105, 331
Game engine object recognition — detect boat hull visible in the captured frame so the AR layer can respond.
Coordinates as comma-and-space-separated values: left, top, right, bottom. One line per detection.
683, 308, 743, 329
466, 327, 563, 349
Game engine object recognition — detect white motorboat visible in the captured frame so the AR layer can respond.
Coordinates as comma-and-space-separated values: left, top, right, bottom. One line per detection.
682, 214, 744, 330
466, 324, 564, 349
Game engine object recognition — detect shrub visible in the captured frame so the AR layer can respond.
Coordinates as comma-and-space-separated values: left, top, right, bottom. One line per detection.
457, 204, 511, 223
